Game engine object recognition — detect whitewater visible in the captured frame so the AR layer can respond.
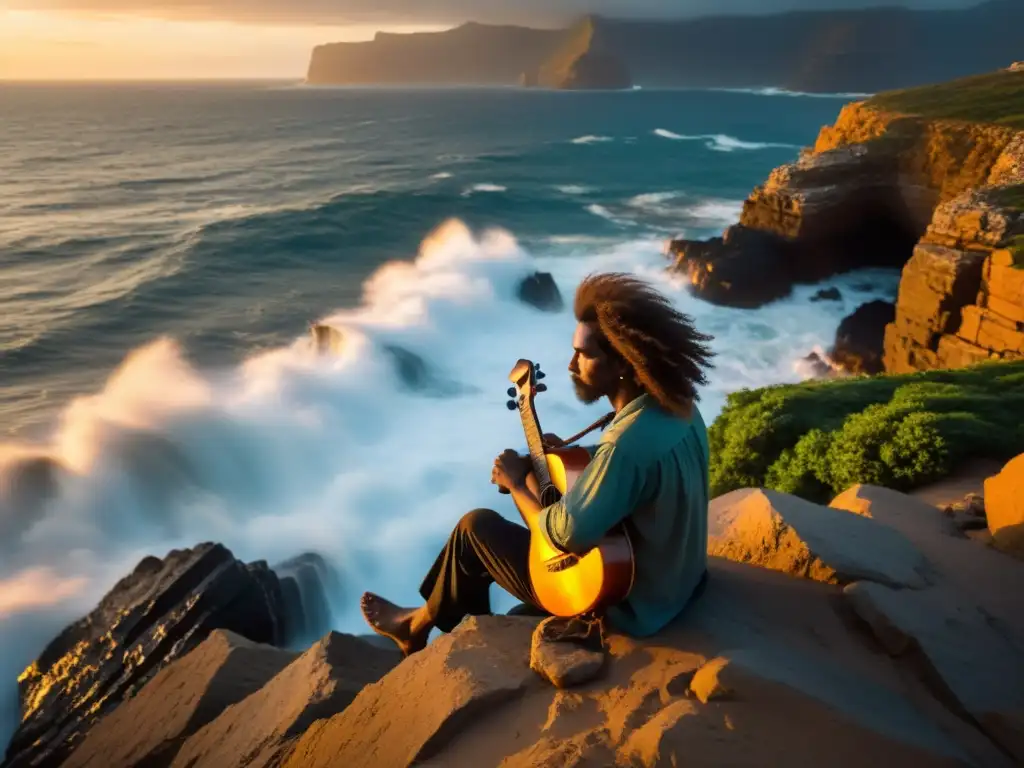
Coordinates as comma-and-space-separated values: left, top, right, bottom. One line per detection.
0, 82, 897, 749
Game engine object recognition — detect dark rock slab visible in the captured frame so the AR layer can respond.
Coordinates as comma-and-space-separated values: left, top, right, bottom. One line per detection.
831, 300, 896, 374
5, 543, 290, 768
61, 630, 295, 768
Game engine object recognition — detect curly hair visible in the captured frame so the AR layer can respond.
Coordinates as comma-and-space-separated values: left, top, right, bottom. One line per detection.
574, 272, 715, 417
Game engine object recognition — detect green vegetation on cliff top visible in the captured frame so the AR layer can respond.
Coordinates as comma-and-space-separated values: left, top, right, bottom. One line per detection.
866, 68, 1024, 129
709, 361, 1024, 504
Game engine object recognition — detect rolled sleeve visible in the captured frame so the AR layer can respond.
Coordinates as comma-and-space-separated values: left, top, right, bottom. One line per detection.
537, 444, 642, 554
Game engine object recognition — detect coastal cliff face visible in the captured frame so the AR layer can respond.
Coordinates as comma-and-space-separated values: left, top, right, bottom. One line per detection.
669, 67, 1024, 373
523, 18, 632, 91
306, 0, 1024, 91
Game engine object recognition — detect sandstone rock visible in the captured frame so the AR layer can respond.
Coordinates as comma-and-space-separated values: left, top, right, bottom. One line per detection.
516, 271, 563, 312
984, 454, 1024, 558
982, 248, 1024, 324
832, 484, 1024, 645
6, 543, 290, 768
171, 632, 399, 768
61, 631, 296, 768
831, 299, 896, 374
529, 618, 606, 689
708, 488, 932, 588
883, 242, 988, 373
281, 616, 540, 768
844, 580, 1024, 762
958, 305, 1024, 354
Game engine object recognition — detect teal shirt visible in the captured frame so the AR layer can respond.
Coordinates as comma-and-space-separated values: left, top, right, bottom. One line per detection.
538, 394, 710, 637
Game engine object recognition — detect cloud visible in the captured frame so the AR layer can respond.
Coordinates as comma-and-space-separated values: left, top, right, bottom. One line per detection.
8, 0, 983, 27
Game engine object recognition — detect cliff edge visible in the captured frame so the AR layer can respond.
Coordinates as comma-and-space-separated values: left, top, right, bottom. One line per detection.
521, 16, 633, 91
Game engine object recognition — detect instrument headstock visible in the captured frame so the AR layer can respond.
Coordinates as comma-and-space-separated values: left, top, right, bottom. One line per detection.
505, 359, 546, 410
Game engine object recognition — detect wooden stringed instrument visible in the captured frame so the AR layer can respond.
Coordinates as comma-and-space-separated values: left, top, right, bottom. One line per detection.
502, 358, 635, 617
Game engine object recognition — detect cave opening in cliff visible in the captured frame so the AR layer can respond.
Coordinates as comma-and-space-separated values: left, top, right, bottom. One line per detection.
804, 188, 928, 280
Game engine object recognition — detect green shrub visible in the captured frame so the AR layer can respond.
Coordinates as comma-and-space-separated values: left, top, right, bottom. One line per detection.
709, 361, 1024, 503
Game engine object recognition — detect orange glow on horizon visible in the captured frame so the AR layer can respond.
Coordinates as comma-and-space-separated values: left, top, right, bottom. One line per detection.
0, 10, 447, 80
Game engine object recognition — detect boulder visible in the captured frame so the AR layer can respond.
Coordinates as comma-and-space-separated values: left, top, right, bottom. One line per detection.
516, 271, 563, 312
844, 581, 1024, 762
281, 616, 541, 768
310, 324, 469, 396
984, 454, 1024, 558
811, 287, 843, 302
171, 632, 399, 768
831, 484, 1024, 643
708, 488, 932, 588
667, 225, 792, 308
529, 618, 606, 689
830, 300, 896, 374
6, 543, 291, 768
421, 559, 995, 767
61, 631, 296, 768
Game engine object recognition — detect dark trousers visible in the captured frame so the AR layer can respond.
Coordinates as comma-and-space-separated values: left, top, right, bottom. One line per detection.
419, 508, 544, 632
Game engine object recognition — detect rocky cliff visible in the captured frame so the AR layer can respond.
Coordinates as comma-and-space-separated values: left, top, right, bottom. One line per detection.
669, 67, 1024, 373
14, 468, 1024, 767
522, 17, 632, 91
306, 0, 1024, 92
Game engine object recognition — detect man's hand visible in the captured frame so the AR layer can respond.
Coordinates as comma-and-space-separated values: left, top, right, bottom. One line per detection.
491, 449, 532, 490
542, 433, 565, 450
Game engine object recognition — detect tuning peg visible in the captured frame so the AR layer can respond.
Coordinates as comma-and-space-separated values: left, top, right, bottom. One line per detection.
506, 399, 517, 410
536, 383, 548, 393
506, 387, 516, 397
534, 362, 541, 371
536, 371, 546, 380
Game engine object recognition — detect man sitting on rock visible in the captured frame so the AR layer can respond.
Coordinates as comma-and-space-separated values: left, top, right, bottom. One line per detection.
361, 272, 715, 655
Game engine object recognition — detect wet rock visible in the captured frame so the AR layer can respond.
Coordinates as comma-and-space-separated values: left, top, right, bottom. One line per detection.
272, 553, 344, 647
811, 287, 843, 302
517, 271, 564, 312
62, 631, 296, 768
310, 323, 469, 396
667, 225, 792, 308
708, 488, 932, 588
6, 543, 291, 768
171, 632, 399, 768
830, 299, 896, 374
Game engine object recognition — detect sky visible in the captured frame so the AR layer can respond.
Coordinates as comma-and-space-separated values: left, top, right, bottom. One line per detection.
0, 0, 984, 80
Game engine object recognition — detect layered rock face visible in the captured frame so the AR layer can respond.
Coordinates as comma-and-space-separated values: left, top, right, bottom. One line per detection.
884, 184, 1024, 373
668, 103, 1022, 311
4, 544, 340, 768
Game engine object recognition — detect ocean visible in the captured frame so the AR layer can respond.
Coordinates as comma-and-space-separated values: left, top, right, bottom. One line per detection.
0, 81, 898, 748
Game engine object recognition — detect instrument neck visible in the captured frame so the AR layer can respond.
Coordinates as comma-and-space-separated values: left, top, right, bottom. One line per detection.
519, 397, 552, 489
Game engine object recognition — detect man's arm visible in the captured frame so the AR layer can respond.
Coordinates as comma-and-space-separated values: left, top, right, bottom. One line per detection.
538, 444, 643, 555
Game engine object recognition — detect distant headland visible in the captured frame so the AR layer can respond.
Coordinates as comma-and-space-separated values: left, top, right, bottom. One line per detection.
307, 0, 1023, 92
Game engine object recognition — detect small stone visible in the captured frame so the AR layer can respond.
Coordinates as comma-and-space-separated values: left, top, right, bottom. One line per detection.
529, 620, 606, 689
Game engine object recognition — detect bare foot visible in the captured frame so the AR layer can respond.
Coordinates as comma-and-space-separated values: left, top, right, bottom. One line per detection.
360, 592, 431, 657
